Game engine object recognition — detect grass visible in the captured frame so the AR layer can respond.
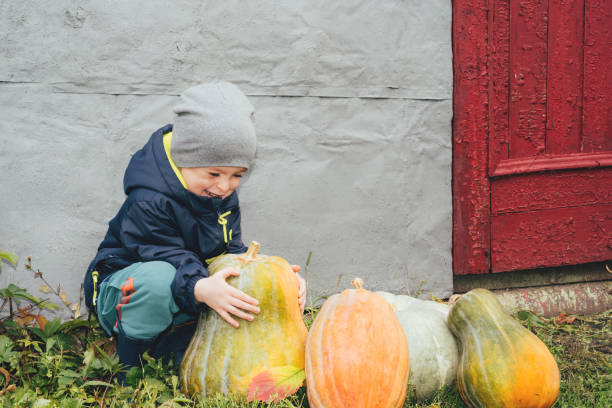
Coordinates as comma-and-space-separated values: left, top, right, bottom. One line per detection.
0, 305, 609, 407
530, 310, 611, 407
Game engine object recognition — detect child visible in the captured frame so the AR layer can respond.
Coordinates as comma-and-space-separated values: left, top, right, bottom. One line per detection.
83, 81, 306, 369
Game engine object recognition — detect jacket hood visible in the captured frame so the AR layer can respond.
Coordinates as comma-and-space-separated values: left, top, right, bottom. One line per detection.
123, 124, 239, 212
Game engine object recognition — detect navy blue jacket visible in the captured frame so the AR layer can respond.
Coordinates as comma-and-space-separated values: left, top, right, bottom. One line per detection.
84, 124, 247, 314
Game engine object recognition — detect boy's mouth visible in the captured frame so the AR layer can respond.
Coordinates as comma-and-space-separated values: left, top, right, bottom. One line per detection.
203, 189, 223, 199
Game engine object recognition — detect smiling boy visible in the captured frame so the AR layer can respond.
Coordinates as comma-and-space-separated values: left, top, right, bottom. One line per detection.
180, 166, 245, 199
83, 82, 305, 370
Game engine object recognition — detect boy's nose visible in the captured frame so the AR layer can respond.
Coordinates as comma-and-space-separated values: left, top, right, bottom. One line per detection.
217, 179, 230, 192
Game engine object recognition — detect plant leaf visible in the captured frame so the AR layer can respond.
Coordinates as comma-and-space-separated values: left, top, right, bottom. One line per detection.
39, 285, 52, 294
38, 300, 60, 310
83, 348, 95, 366
70, 303, 81, 319
517, 309, 545, 327
0, 251, 18, 267
44, 318, 62, 336
46, 337, 57, 352
59, 291, 70, 306
32, 399, 52, 408
14, 292, 42, 304
5, 287, 59, 310
30, 327, 45, 340
59, 318, 90, 333
35, 314, 47, 330
247, 365, 305, 402
83, 380, 115, 388
15, 313, 35, 327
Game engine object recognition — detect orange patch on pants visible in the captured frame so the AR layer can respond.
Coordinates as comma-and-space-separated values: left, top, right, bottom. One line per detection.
116, 278, 135, 322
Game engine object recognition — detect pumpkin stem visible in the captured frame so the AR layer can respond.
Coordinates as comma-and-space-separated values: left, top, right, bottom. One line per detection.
351, 278, 364, 289
448, 294, 462, 305
243, 241, 261, 262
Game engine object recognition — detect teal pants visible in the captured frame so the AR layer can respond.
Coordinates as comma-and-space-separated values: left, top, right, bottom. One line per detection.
97, 261, 194, 340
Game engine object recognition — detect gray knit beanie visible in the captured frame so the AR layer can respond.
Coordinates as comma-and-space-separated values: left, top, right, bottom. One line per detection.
171, 81, 256, 169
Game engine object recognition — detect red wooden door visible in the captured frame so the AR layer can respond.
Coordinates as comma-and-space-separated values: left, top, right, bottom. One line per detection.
453, 0, 612, 275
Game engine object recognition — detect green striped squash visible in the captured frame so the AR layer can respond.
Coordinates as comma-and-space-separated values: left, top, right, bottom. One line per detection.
448, 288, 559, 408
179, 241, 308, 400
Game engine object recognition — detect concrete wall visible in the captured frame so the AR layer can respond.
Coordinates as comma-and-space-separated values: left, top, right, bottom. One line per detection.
0, 0, 452, 317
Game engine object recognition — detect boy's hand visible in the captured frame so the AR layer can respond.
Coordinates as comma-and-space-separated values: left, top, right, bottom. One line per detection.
291, 265, 306, 313
193, 267, 260, 328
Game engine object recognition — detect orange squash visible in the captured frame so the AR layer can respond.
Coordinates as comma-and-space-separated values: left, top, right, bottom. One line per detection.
305, 278, 410, 408
448, 288, 560, 408
180, 242, 307, 401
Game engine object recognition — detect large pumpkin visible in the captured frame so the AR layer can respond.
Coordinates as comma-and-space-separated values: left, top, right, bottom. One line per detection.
448, 288, 560, 408
376, 292, 458, 400
179, 241, 308, 400
305, 279, 410, 408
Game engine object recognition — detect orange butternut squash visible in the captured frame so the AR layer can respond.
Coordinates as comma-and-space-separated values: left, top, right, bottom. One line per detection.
305, 278, 409, 408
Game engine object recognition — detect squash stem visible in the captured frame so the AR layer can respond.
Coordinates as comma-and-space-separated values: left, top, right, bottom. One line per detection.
351, 278, 364, 289
244, 241, 261, 261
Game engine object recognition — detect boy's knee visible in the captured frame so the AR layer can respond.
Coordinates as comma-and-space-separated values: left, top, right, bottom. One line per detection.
113, 261, 179, 339
135, 261, 176, 296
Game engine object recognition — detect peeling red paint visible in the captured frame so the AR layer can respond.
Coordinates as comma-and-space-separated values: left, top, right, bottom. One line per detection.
509, 0, 548, 158
583, 0, 612, 152
488, 0, 510, 176
547, 0, 584, 154
453, 0, 612, 276
453, 0, 491, 275
491, 168, 611, 213
491, 205, 612, 271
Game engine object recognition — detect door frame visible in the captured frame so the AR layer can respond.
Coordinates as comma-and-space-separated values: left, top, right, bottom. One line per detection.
453, 0, 492, 275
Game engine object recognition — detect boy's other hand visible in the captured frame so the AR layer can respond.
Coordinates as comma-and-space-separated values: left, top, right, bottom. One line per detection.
193, 267, 259, 328
291, 265, 306, 313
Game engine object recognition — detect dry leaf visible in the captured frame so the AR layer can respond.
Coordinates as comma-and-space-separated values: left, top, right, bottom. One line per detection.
556, 312, 576, 325
35, 314, 47, 330
59, 291, 70, 306
15, 314, 35, 327
39, 285, 52, 294
248, 365, 305, 402
71, 303, 81, 319
0, 366, 10, 396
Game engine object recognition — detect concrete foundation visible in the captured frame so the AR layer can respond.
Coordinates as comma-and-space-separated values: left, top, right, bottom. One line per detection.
454, 262, 612, 292
494, 280, 612, 317
453, 262, 612, 317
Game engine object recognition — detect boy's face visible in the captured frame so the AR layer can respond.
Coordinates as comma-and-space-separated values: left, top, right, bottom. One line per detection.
179, 166, 246, 199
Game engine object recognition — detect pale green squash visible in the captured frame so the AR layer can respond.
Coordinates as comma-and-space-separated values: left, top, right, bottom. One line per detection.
376, 291, 459, 400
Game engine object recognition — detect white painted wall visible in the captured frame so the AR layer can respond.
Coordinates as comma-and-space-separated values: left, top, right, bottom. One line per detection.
0, 0, 452, 317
